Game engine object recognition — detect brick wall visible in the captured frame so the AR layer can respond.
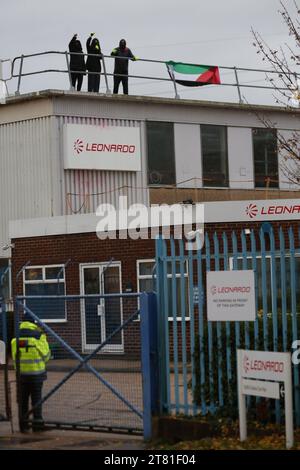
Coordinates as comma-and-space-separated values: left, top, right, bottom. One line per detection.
12, 220, 300, 357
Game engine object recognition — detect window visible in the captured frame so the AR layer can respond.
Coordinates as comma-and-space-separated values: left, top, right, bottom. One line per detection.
23, 265, 66, 322
146, 121, 176, 185
253, 128, 278, 188
201, 124, 228, 187
137, 259, 190, 320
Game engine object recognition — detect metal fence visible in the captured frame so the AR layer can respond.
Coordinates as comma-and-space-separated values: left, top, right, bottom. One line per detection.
155, 225, 300, 426
1, 50, 300, 104
14, 292, 157, 437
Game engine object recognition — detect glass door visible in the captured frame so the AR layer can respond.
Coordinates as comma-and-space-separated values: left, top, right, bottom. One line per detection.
81, 263, 123, 353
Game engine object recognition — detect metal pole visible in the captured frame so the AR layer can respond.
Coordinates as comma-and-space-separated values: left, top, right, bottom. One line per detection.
101, 55, 111, 94
234, 66, 243, 104
237, 349, 247, 441
284, 354, 294, 449
0, 61, 6, 104
16, 55, 24, 96
166, 64, 180, 99
65, 51, 73, 90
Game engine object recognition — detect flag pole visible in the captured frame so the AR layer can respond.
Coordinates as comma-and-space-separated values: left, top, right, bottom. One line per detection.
167, 64, 180, 99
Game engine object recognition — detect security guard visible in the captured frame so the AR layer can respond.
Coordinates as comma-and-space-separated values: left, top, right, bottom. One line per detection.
11, 315, 50, 432
111, 39, 137, 94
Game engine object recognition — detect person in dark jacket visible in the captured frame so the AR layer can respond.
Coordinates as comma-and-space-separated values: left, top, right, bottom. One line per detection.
86, 33, 102, 92
111, 39, 137, 94
68, 34, 86, 91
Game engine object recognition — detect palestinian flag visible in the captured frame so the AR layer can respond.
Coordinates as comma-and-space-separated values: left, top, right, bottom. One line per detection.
166, 61, 221, 87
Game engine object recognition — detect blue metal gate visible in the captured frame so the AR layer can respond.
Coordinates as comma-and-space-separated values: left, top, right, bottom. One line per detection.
14, 292, 157, 438
155, 226, 300, 425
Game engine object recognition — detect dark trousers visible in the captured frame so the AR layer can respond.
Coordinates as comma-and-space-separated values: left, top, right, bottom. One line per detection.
113, 75, 128, 94
71, 72, 83, 91
88, 73, 100, 92
20, 380, 43, 429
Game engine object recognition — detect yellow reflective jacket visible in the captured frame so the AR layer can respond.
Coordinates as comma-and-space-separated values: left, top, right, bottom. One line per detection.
11, 322, 50, 378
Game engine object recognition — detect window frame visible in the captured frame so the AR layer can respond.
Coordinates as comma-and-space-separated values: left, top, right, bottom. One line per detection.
136, 258, 190, 321
201, 123, 229, 188
146, 120, 176, 187
23, 264, 66, 323
252, 127, 279, 189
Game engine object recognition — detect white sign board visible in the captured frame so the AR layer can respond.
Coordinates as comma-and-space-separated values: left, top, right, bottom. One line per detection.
240, 349, 290, 381
237, 349, 293, 449
205, 199, 300, 223
64, 123, 141, 171
207, 270, 255, 321
0, 340, 5, 364
241, 379, 279, 399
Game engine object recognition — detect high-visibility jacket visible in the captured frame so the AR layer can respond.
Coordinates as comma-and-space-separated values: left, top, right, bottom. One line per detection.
11, 322, 50, 379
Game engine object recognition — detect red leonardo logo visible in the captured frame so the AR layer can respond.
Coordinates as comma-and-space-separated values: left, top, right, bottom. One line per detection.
246, 203, 258, 219
243, 355, 250, 374
74, 139, 84, 154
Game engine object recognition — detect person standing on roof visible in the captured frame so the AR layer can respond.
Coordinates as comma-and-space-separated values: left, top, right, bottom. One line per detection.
111, 39, 137, 95
68, 34, 86, 91
86, 33, 102, 93
11, 314, 50, 432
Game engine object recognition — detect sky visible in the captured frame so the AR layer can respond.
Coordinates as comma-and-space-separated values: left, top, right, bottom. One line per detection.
0, 0, 298, 104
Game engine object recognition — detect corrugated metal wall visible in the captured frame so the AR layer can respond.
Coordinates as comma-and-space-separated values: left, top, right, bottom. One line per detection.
58, 116, 149, 215
0, 116, 61, 255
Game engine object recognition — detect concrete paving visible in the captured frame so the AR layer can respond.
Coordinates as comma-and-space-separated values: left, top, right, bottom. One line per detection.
0, 420, 145, 450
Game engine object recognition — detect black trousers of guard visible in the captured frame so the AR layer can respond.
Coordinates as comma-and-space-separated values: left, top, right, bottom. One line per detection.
20, 380, 43, 430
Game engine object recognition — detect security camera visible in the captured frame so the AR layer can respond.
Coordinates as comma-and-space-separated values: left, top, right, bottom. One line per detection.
2, 243, 15, 251
186, 228, 203, 240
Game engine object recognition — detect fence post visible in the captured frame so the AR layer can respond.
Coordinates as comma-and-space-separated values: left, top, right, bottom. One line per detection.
140, 292, 159, 440
155, 236, 168, 414
101, 56, 111, 94
234, 67, 243, 104
14, 298, 23, 431
16, 55, 24, 96
65, 51, 73, 90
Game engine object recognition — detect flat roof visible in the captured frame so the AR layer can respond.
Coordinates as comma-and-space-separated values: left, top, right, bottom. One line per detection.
3, 89, 299, 114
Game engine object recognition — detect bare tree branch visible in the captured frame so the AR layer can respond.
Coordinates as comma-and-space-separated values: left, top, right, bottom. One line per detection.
252, 0, 300, 186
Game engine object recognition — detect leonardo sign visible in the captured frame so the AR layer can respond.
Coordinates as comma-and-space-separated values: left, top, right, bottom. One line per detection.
205, 199, 300, 223
64, 123, 141, 171
207, 270, 255, 321
237, 349, 293, 449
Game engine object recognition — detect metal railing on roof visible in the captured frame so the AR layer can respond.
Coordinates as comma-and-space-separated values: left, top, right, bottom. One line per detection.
1, 50, 300, 104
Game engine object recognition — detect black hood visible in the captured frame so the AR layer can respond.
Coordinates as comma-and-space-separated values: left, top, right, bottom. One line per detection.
119, 39, 126, 49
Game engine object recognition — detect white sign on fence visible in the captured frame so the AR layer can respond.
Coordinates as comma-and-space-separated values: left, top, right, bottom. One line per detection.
207, 270, 255, 321
63, 123, 141, 171
237, 349, 293, 449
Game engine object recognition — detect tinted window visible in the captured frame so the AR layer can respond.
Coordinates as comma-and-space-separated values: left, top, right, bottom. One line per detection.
253, 128, 278, 188
147, 122, 176, 185
201, 125, 228, 187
